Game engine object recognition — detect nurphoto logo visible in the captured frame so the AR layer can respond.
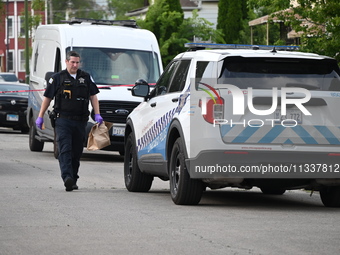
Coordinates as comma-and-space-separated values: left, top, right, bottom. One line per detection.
200, 84, 312, 127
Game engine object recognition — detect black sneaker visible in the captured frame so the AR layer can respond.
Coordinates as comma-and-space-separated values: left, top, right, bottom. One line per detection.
64, 177, 74, 192
72, 184, 78, 190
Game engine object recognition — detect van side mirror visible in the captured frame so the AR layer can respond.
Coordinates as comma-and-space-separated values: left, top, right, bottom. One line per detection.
131, 84, 149, 100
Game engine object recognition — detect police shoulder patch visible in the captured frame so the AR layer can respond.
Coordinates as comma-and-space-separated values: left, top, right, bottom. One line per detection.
49, 77, 54, 84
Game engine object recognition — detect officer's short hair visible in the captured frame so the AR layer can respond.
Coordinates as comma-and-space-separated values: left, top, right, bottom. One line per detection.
66, 51, 80, 61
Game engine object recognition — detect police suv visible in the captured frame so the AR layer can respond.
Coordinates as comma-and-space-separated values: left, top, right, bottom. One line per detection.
124, 43, 340, 207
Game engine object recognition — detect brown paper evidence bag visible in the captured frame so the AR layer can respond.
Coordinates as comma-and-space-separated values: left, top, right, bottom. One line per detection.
87, 121, 113, 151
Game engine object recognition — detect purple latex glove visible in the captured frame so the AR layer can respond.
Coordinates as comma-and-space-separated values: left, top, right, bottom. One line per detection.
35, 117, 44, 129
95, 114, 103, 126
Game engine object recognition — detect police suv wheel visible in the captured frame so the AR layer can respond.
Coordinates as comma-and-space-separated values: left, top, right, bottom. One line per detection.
29, 117, 44, 152
320, 186, 340, 207
124, 133, 153, 192
169, 138, 203, 205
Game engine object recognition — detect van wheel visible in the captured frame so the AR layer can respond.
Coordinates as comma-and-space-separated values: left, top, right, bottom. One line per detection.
29, 117, 44, 151
169, 138, 203, 205
124, 133, 153, 192
320, 186, 340, 207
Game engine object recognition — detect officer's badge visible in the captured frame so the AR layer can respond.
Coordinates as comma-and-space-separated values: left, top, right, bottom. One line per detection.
79, 77, 85, 83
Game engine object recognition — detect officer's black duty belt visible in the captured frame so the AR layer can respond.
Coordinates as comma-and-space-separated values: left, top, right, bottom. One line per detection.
58, 113, 88, 121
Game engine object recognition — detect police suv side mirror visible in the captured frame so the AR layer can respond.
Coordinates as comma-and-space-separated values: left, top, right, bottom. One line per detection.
131, 84, 149, 101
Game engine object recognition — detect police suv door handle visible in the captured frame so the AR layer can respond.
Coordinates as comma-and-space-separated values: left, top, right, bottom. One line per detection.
151, 102, 157, 107
172, 98, 179, 102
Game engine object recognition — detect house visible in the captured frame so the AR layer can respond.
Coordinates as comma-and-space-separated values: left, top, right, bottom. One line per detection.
0, 0, 46, 81
126, 0, 219, 28
248, 0, 316, 45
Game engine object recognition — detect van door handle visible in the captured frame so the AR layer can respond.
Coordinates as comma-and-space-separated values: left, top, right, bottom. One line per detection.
151, 102, 156, 107
172, 98, 179, 102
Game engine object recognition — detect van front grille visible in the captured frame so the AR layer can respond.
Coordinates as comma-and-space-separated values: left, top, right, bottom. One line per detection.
93, 100, 141, 123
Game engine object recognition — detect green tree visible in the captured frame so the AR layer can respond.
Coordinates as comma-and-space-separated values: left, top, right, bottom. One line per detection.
179, 10, 225, 45
216, 0, 229, 41
139, 0, 184, 66
30, 0, 45, 30
51, 0, 105, 24
248, 0, 290, 14
248, 0, 340, 61
107, 0, 145, 20
141, 0, 183, 41
217, 0, 248, 43
158, 10, 225, 66
138, 1, 224, 66
285, 0, 340, 61
247, 0, 291, 45
0, 2, 4, 18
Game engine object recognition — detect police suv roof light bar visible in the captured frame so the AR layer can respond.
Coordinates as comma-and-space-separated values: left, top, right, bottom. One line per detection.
185, 42, 300, 51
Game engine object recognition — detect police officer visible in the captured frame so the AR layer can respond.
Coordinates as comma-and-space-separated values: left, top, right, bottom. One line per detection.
35, 51, 103, 192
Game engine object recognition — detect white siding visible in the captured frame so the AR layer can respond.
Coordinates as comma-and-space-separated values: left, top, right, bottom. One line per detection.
184, 2, 218, 28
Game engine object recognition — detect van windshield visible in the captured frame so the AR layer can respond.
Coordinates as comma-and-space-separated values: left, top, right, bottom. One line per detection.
0, 73, 19, 82
68, 47, 161, 85
0, 84, 28, 96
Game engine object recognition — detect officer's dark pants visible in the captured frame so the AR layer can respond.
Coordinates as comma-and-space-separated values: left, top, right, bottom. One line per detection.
55, 117, 87, 183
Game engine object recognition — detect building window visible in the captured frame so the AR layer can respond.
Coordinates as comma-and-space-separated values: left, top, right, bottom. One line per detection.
19, 50, 25, 72
19, 16, 26, 37
7, 16, 14, 38
19, 16, 23, 36
8, 51, 14, 72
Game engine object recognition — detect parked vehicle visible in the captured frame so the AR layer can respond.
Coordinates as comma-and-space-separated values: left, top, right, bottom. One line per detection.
124, 43, 340, 207
0, 82, 29, 133
27, 18, 163, 156
0, 73, 19, 83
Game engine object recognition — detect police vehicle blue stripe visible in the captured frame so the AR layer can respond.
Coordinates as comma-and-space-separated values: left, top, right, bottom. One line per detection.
220, 124, 340, 145
137, 107, 178, 151
315, 126, 340, 145
258, 125, 285, 143
220, 125, 234, 136
231, 126, 260, 143
284, 139, 293, 144
291, 126, 318, 144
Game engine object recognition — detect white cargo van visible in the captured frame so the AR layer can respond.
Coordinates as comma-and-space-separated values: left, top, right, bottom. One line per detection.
27, 18, 163, 156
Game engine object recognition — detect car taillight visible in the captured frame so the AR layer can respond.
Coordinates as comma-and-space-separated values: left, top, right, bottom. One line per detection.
199, 97, 224, 124
328, 153, 340, 156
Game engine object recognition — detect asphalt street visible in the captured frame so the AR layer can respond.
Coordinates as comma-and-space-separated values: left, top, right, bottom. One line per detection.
0, 127, 340, 255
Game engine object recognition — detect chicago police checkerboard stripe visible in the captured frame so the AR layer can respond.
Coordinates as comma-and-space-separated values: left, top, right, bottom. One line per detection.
137, 108, 177, 151
220, 125, 340, 145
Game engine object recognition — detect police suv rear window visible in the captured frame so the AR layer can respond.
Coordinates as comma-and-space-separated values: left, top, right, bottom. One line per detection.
217, 57, 340, 91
